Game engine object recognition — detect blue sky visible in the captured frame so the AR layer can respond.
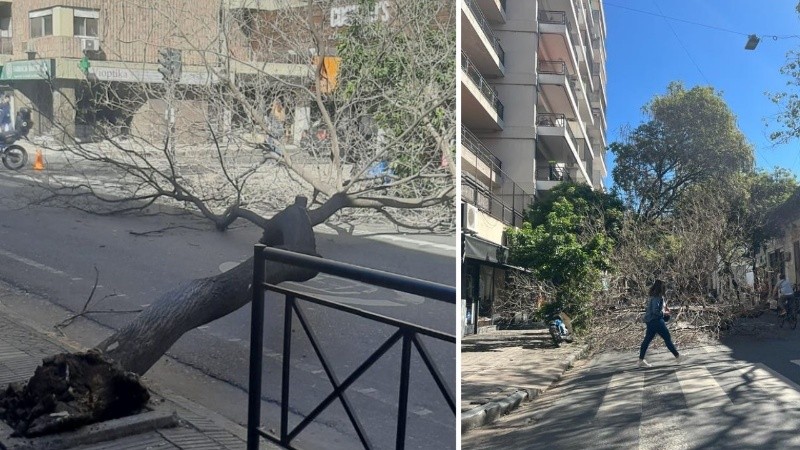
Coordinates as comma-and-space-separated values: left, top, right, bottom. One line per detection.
604, 0, 800, 186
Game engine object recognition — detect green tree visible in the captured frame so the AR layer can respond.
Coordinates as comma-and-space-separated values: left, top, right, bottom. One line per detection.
505, 183, 624, 328
769, 1, 800, 144
611, 82, 754, 221
335, 0, 455, 179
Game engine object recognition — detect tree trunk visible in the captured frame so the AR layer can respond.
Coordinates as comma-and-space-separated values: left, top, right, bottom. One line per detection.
94, 197, 318, 375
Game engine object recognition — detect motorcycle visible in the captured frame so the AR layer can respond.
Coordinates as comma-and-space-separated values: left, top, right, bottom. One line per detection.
548, 310, 574, 347
0, 108, 33, 171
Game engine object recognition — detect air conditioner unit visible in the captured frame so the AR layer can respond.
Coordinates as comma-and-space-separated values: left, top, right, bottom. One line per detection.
81, 38, 100, 52
462, 203, 479, 234
24, 41, 35, 54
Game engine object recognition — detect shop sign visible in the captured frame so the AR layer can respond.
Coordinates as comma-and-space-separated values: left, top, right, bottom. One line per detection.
88, 66, 214, 85
1, 59, 54, 80
330, 1, 390, 28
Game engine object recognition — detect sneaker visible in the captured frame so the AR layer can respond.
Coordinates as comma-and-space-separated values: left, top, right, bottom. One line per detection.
675, 355, 685, 364
637, 359, 651, 368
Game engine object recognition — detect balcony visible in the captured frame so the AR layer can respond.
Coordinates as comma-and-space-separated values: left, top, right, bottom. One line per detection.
462, 0, 505, 76
536, 112, 590, 184
475, 0, 506, 23
461, 125, 502, 190
537, 59, 580, 120
461, 51, 504, 130
462, 159, 534, 229
538, 10, 578, 76
535, 161, 573, 192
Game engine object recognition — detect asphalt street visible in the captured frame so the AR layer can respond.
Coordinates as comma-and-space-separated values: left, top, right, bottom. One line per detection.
0, 169, 456, 449
463, 344, 800, 449
721, 312, 800, 387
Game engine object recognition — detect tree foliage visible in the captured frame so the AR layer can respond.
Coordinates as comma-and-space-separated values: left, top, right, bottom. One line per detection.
611, 82, 754, 221
336, 0, 455, 178
505, 183, 624, 328
37, 0, 455, 232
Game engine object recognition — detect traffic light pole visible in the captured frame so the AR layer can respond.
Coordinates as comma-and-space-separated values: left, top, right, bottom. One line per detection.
164, 79, 176, 163
158, 48, 181, 166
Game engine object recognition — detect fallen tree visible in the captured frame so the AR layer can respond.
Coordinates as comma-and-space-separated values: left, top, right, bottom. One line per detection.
3, 0, 455, 436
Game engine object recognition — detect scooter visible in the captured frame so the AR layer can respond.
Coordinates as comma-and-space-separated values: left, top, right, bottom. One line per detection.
548, 310, 574, 347
0, 108, 33, 171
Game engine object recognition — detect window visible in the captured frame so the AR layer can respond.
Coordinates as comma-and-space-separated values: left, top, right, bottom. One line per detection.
74, 9, 99, 37
29, 9, 52, 38
0, 18, 11, 38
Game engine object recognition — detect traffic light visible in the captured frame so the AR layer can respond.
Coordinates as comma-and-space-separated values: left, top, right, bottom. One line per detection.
157, 48, 182, 82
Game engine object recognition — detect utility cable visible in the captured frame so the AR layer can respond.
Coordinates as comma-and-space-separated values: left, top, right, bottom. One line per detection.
605, 1, 800, 41
650, 0, 711, 84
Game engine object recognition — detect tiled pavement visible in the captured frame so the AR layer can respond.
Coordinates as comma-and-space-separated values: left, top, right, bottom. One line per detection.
460, 328, 589, 432
0, 315, 262, 449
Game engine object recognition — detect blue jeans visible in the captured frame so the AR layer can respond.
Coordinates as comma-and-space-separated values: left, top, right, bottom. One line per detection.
639, 318, 679, 360
781, 295, 795, 315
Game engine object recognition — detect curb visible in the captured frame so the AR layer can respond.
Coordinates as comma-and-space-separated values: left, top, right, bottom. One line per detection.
461, 343, 591, 433
1, 411, 178, 450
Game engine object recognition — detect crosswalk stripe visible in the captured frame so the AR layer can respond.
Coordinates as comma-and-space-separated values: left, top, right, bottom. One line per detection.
738, 363, 800, 406
595, 370, 644, 419
675, 366, 731, 409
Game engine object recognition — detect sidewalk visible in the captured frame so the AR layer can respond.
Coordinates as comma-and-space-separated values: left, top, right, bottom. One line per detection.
460, 327, 590, 433
0, 309, 266, 449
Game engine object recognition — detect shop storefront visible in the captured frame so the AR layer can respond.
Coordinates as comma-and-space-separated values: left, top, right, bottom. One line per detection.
462, 234, 511, 336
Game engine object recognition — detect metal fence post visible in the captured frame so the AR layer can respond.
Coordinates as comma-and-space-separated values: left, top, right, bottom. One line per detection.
247, 244, 267, 450
396, 331, 412, 449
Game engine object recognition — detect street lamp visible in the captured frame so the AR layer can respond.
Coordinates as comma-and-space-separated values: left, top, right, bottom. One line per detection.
745, 34, 760, 50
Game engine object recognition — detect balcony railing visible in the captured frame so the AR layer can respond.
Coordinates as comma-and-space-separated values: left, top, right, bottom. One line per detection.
462, 125, 502, 173
539, 10, 570, 28
462, 51, 505, 120
462, 150, 533, 229
464, 0, 505, 65
536, 112, 567, 128
537, 112, 579, 151
592, 62, 603, 80
536, 163, 573, 182
538, 60, 567, 75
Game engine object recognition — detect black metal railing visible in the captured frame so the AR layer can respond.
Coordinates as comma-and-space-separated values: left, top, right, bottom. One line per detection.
461, 133, 534, 230
464, 0, 505, 65
247, 246, 456, 450
536, 112, 567, 128
535, 162, 573, 183
461, 125, 502, 173
461, 51, 505, 120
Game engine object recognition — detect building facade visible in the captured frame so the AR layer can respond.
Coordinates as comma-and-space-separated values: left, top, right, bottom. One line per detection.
0, 0, 344, 141
461, 0, 608, 334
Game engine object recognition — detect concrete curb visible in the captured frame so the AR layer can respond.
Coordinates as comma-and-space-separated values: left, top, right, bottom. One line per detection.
461, 343, 591, 433
0, 410, 178, 450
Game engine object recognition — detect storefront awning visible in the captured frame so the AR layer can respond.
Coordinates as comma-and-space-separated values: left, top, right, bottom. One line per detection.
463, 234, 510, 266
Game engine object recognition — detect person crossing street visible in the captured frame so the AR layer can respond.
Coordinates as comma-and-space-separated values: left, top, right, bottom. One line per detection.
637, 279, 683, 368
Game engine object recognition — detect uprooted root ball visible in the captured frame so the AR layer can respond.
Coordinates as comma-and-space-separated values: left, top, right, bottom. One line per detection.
0, 350, 149, 437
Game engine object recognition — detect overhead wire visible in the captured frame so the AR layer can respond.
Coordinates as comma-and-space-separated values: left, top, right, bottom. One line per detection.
607, 0, 778, 168
604, 1, 800, 41
649, 0, 710, 85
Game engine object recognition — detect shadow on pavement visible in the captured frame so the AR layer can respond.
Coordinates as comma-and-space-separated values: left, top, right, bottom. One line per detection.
461, 330, 557, 353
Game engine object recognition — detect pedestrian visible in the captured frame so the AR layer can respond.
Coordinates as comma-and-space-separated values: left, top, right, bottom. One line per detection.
638, 279, 683, 368
774, 273, 794, 316
0, 95, 12, 132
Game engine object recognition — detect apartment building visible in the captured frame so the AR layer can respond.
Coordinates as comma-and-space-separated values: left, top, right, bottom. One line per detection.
461, 0, 608, 334
0, 0, 353, 140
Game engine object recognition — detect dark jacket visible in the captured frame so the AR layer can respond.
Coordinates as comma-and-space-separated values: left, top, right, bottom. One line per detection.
643, 296, 665, 323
